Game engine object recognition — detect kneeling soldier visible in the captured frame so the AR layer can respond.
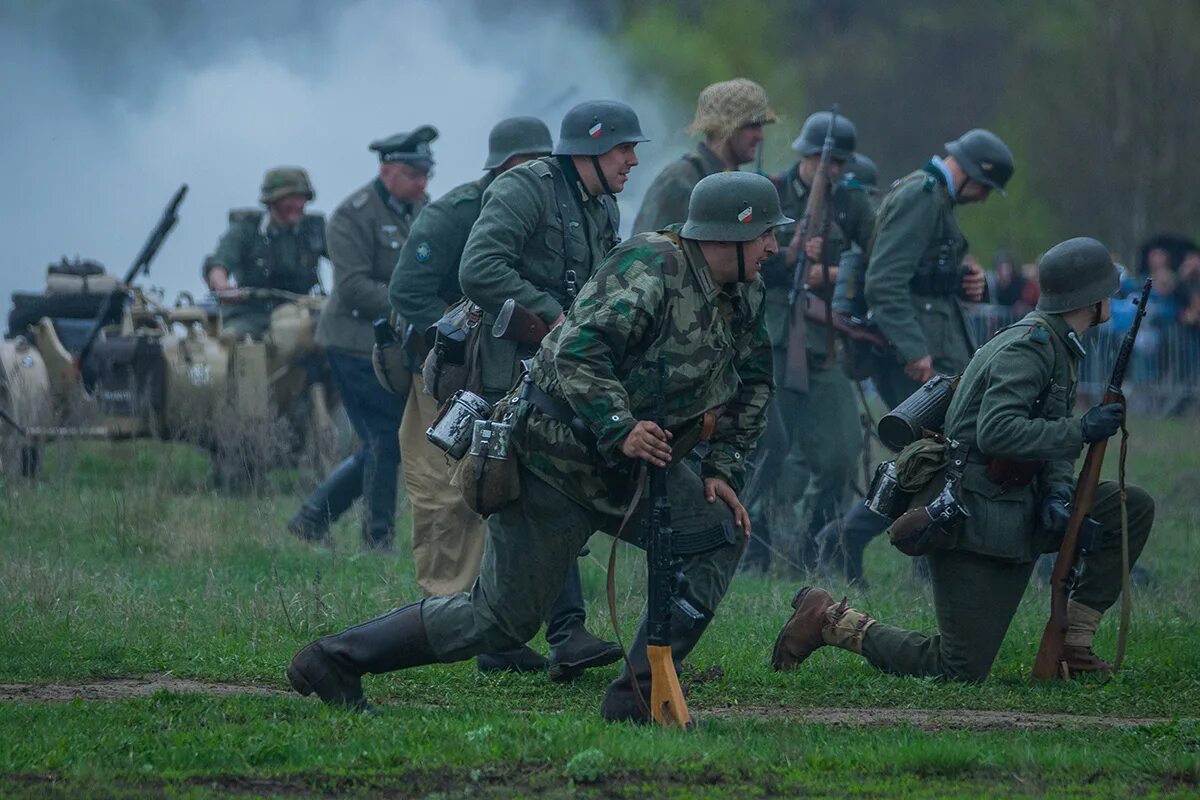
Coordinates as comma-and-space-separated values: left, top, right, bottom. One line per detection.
772, 237, 1154, 682
287, 170, 785, 719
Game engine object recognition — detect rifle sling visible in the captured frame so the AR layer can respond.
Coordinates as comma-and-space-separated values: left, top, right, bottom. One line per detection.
1114, 410, 1132, 673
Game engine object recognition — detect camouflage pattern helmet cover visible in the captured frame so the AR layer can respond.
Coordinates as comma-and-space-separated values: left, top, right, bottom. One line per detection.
792, 111, 858, 160
483, 116, 554, 170
688, 78, 778, 140
681, 171, 794, 242
1036, 237, 1120, 313
845, 152, 878, 187
944, 128, 1014, 194
260, 167, 315, 205
553, 100, 649, 157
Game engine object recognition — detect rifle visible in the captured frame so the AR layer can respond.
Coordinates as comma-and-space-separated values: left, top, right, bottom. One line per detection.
646, 357, 704, 730
1031, 277, 1151, 681
78, 184, 188, 370
491, 298, 551, 345
0, 404, 28, 438
783, 105, 839, 391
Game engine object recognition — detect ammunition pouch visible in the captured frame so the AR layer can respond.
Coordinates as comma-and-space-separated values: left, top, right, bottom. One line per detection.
450, 398, 521, 517
910, 250, 962, 296
422, 298, 484, 404
980, 454, 1044, 493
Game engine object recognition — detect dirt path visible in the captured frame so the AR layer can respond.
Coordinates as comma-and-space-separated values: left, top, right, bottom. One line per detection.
0, 676, 1180, 731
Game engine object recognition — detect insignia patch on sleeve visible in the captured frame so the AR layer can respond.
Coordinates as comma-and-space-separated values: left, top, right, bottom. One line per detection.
415, 242, 431, 262
1028, 325, 1050, 343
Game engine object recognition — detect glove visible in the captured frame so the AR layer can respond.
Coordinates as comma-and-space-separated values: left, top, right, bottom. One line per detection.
1039, 485, 1073, 534
1079, 402, 1123, 443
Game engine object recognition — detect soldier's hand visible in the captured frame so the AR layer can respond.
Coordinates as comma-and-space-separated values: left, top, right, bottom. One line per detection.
207, 267, 231, 292
904, 355, 935, 383
805, 263, 839, 288
1080, 402, 1124, 443
621, 420, 672, 467
704, 478, 750, 537
804, 236, 824, 264
1039, 493, 1072, 534
960, 261, 986, 302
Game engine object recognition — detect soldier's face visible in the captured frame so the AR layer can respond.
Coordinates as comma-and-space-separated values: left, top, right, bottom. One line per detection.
268, 195, 307, 228
595, 143, 640, 193
728, 123, 764, 165
800, 154, 844, 184
739, 229, 779, 280
380, 163, 430, 202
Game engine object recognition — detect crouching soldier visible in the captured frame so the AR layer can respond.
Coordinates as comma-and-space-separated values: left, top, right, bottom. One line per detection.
772, 237, 1154, 682
286, 171, 785, 719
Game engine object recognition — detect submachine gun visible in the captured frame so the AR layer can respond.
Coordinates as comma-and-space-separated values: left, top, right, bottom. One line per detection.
77, 184, 188, 380
645, 357, 705, 730
1031, 277, 1151, 681
783, 105, 838, 391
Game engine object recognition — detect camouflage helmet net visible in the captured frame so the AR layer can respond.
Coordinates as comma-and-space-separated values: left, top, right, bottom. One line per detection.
688, 78, 777, 140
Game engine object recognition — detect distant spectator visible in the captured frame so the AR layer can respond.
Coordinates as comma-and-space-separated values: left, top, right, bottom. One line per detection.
988, 249, 1033, 313
1019, 260, 1040, 310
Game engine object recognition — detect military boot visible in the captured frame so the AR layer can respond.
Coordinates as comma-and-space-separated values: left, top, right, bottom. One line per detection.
599, 613, 710, 724
476, 646, 548, 674
771, 587, 875, 671
546, 562, 622, 682
286, 601, 435, 710
1062, 600, 1114, 676
288, 454, 364, 543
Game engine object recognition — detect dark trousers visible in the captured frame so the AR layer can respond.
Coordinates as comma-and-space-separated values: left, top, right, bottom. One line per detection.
327, 350, 404, 540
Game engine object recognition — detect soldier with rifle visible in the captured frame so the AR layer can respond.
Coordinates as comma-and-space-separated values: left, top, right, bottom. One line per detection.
816, 128, 1015, 584
633, 78, 776, 233
285, 170, 783, 721
772, 238, 1155, 682
742, 110, 875, 573
204, 168, 326, 339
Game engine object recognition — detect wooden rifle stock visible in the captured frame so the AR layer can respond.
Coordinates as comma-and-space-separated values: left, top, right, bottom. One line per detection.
783, 105, 839, 391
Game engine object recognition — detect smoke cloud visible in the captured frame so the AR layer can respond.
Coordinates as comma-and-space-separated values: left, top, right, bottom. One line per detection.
0, 0, 689, 315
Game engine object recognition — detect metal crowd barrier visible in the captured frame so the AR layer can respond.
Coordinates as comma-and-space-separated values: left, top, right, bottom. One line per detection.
968, 305, 1200, 415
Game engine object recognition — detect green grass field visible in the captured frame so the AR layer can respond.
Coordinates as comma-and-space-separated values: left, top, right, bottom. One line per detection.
1, 416, 1199, 798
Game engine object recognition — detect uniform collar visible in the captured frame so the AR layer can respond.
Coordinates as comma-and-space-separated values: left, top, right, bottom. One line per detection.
374, 177, 417, 217
695, 141, 730, 174
1032, 310, 1087, 359
680, 234, 723, 304
928, 156, 957, 202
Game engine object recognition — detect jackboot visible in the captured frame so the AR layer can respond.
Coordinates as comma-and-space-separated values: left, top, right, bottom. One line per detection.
288, 454, 364, 542
546, 562, 621, 682
475, 646, 548, 674
1063, 600, 1114, 676
287, 601, 435, 710
771, 587, 875, 671
599, 612, 711, 724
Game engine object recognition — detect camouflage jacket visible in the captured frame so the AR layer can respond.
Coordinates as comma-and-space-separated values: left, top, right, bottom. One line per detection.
205, 209, 326, 297
632, 142, 727, 234
943, 310, 1085, 562
459, 157, 618, 399
759, 167, 874, 359
512, 226, 774, 516
390, 174, 494, 340
318, 179, 426, 356
864, 165, 975, 371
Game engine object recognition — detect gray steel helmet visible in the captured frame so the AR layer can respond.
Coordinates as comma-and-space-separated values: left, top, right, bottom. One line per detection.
552, 100, 649, 157
845, 152, 878, 188
482, 116, 553, 170
681, 172, 794, 242
792, 111, 857, 160
944, 128, 1014, 195
1036, 237, 1121, 313
260, 167, 314, 205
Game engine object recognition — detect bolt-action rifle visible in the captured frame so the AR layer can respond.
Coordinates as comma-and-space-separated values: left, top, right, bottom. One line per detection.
783, 106, 838, 391
646, 357, 705, 729
78, 184, 188, 371
1031, 277, 1151, 681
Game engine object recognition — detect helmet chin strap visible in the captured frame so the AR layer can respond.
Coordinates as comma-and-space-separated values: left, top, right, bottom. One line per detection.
590, 155, 615, 196
736, 242, 746, 283
1090, 300, 1103, 327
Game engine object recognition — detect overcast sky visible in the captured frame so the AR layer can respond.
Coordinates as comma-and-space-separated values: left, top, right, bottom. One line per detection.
0, 0, 689, 320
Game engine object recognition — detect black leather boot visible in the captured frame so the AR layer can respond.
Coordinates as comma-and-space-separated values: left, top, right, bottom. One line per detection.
289, 454, 364, 542
287, 602, 435, 710
546, 562, 621, 681
475, 646, 548, 674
